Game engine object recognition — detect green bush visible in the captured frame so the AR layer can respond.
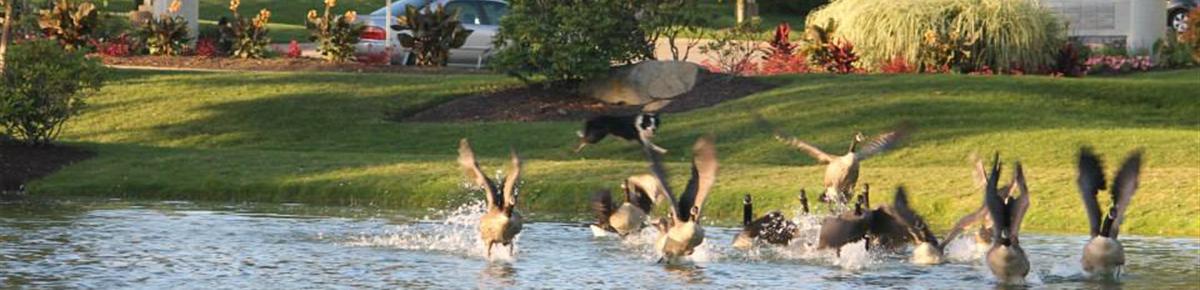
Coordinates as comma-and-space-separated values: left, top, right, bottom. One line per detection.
808, 0, 1064, 72
136, 0, 190, 56
491, 0, 653, 84
0, 40, 103, 146
760, 0, 829, 16
37, 0, 100, 51
306, 1, 364, 62
391, 3, 471, 67
218, 0, 271, 59
1155, 33, 1196, 69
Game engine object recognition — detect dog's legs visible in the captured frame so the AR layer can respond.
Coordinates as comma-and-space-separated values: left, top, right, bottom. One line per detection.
639, 135, 668, 154
574, 142, 589, 153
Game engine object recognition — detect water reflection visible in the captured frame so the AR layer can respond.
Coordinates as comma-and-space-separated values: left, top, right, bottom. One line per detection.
478, 263, 517, 288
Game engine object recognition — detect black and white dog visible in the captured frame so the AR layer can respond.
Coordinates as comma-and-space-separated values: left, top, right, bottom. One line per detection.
575, 113, 667, 154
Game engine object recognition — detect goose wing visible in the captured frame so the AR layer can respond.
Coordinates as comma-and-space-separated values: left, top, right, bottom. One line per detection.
1007, 162, 1030, 246
591, 190, 616, 226
1077, 147, 1106, 237
1109, 150, 1142, 238
676, 135, 719, 221
983, 154, 1008, 243
627, 184, 656, 214
887, 187, 937, 245
458, 139, 500, 208
818, 213, 871, 249
502, 148, 522, 207
855, 122, 913, 161
642, 135, 680, 221
942, 206, 986, 248
774, 133, 835, 163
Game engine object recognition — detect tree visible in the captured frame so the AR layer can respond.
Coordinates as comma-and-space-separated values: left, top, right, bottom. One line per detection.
1, 0, 13, 72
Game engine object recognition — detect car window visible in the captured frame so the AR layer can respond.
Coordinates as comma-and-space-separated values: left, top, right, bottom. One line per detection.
478, 1, 508, 25
370, 0, 431, 16
445, 1, 482, 25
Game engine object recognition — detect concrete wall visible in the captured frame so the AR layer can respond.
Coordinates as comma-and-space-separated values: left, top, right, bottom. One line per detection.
1041, 0, 1166, 53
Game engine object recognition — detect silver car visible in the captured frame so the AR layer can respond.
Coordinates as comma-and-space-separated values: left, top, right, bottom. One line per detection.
356, 0, 508, 67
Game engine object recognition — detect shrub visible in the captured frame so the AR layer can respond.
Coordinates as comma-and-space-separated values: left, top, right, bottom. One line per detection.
801, 19, 859, 74
640, 0, 708, 61
1053, 41, 1090, 77
90, 33, 135, 57
760, 22, 809, 75
1155, 33, 1196, 69
700, 22, 761, 76
1085, 55, 1153, 75
1179, 7, 1200, 62
491, 0, 653, 84
218, 0, 271, 59
819, 39, 859, 74
918, 29, 978, 73
392, 4, 471, 67
0, 40, 103, 146
879, 55, 914, 74
136, 0, 190, 56
306, 0, 364, 62
760, 0, 830, 15
809, 0, 1064, 73
37, 0, 100, 51
194, 37, 219, 57
285, 40, 301, 58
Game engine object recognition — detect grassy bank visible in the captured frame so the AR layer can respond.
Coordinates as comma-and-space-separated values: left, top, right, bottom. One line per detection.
31, 69, 1200, 237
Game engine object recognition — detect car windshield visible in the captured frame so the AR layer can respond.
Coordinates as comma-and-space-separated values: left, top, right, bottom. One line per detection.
370, 0, 433, 16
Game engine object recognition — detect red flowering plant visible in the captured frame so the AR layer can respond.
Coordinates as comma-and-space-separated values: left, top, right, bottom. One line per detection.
759, 22, 809, 75
878, 55, 914, 74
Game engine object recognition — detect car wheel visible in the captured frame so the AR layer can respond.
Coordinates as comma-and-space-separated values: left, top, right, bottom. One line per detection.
1170, 10, 1189, 32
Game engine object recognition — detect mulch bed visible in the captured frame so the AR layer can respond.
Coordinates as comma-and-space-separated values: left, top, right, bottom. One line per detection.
100, 55, 490, 74
399, 71, 777, 122
0, 143, 95, 194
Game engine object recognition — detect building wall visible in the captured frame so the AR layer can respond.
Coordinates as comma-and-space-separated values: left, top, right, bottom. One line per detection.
1041, 0, 1166, 53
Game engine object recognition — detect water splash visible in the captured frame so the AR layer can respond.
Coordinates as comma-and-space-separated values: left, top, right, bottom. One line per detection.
345, 200, 520, 261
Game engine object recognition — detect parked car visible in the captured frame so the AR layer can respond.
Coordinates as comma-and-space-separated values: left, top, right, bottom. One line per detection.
356, 0, 508, 68
1169, 0, 1197, 32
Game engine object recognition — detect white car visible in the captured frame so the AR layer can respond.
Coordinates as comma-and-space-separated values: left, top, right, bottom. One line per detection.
356, 0, 508, 68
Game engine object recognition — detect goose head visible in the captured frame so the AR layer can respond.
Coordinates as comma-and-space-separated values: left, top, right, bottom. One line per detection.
743, 194, 753, 226
848, 131, 867, 153
797, 189, 810, 215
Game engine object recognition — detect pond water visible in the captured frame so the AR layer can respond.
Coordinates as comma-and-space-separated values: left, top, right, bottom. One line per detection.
1, 200, 1196, 289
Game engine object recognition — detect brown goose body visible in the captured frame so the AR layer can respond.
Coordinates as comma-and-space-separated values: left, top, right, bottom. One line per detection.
457, 138, 524, 258
732, 194, 801, 250
987, 245, 1030, 284
1082, 237, 1124, 276
980, 154, 1032, 284
639, 136, 719, 263
765, 120, 911, 206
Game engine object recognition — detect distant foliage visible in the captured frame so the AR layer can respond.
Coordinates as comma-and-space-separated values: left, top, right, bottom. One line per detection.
1179, 7, 1200, 63
809, 0, 1064, 73
136, 0, 191, 56
1155, 33, 1196, 69
641, 0, 709, 61
699, 22, 761, 76
491, 0, 653, 84
760, 0, 830, 15
37, 0, 99, 51
1085, 55, 1153, 75
90, 33, 135, 57
219, 0, 271, 59
0, 40, 104, 146
306, 0, 364, 62
802, 19, 858, 74
285, 40, 302, 58
194, 37, 220, 57
1053, 41, 1090, 77
392, 4, 472, 67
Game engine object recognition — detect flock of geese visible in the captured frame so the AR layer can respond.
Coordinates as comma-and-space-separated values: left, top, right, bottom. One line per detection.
453, 117, 1144, 285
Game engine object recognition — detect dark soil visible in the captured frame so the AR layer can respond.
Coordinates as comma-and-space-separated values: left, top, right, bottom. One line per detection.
399, 71, 777, 122
0, 143, 94, 193
100, 56, 490, 75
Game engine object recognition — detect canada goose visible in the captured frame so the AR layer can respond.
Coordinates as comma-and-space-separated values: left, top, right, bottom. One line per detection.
981, 155, 1031, 284
767, 120, 911, 206
590, 178, 658, 237
1078, 147, 1142, 279
944, 157, 1004, 254
816, 188, 873, 256
458, 138, 523, 258
643, 135, 718, 262
881, 187, 943, 265
798, 188, 811, 215
732, 194, 800, 250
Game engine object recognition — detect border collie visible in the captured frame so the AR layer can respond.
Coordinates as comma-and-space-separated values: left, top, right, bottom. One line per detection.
575, 113, 667, 153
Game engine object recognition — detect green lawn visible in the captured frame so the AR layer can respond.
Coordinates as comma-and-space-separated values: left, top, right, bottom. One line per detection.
100, 0, 382, 43
31, 69, 1200, 237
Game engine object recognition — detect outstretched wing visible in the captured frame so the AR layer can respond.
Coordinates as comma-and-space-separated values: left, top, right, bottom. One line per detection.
1077, 147, 1106, 237
1109, 150, 1142, 238
677, 135, 719, 221
971, 153, 987, 189
591, 190, 616, 225
774, 133, 835, 164
641, 134, 680, 220
983, 153, 1007, 243
502, 148, 522, 208
888, 187, 936, 244
855, 122, 913, 161
458, 138, 499, 208
627, 183, 656, 213
1007, 162, 1031, 246
942, 206, 986, 249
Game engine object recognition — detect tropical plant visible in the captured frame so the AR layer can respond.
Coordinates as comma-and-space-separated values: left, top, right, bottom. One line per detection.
90, 33, 135, 57
194, 37, 219, 57
879, 55, 914, 74
801, 19, 858, 73
391, 3, 472, 67
918, 29, 978, 73
760, 22, 808, 75
808, 0, 1064, 72
306, 0, 365, 62
37, 0, 100, 51
1053, 41, 1090, 77
1155, 32, 1196, 69
491, 0, 652, 84
136, 0, 190, 56
218, 0, 271, 59
1179, 7, 1200, 62
285, 39, 301, 58
0, 39, 103, 146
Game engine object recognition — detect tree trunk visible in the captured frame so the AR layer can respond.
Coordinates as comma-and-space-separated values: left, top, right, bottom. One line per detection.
1, 0, 12, 72
736, 0, 745, 23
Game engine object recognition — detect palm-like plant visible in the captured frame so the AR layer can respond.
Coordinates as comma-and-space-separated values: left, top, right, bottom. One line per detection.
391, 4, 472, 66
137, 0, 190, 56
306, 0, 365, 62
37, 0, 99, 51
